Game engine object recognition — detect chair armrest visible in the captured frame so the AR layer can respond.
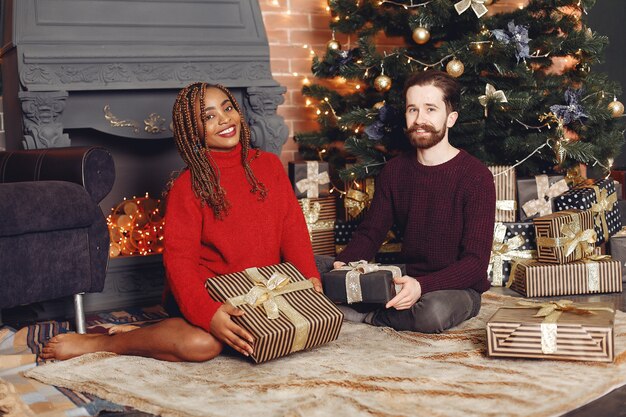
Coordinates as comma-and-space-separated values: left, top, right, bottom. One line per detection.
0, 146, 115, 203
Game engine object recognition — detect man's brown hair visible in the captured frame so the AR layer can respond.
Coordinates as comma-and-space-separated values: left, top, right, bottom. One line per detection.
403, 70, 461, 113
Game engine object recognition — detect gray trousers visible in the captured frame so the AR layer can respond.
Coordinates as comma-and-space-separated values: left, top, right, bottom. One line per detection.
315, 255, 482, 334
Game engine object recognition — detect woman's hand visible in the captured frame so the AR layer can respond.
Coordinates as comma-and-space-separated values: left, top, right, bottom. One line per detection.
210, 304, 254, 356
309, 277, 323, 293
385, 276, 422, 310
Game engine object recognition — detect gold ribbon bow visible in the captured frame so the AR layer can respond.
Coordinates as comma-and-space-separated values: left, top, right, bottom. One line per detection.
335, 260, 403, 304
488, 223, 535, 286
495, 200, 516, 212
536, 213, 596, 261
295, 161, 330, 198
454, 0, 488, 18
586, 185, 618, 240
522, 175, 569, 218
300, 198, 335, 241
479, 84, 508, 117
228, 268, 313, 353
504, 300, 614, 354
344, 188, 372, 218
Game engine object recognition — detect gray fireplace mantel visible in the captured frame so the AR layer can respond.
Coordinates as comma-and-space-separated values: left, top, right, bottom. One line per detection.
0, 0, 288, 153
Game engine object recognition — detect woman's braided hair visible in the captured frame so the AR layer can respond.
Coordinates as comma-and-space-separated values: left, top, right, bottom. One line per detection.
169, 82, 267, 219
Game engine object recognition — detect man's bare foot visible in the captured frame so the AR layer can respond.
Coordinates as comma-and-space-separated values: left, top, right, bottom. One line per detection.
108, 324, 140, 335
40, 333, 111, 361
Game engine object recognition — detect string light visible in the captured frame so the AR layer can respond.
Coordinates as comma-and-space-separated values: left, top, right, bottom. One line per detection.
378, 0, 433, 8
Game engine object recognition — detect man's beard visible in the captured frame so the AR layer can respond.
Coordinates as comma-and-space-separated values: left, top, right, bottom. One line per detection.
404, 123, 447, 149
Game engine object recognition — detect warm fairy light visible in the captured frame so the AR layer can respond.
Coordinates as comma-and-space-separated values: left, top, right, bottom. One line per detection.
310, 49, 315, 55
107, 195, 165, 257
324, 97, 329, 101
271, 0, 279, 5
316, 109, 322, 115
355, 84, 361, 90
293, 72, 299, 77
303, 77, 311, 85
324, 111, 329, 115
302, 44, 309, 49
337, 77, 347, 84
306, 99, 312, 106
326, 5, 330, 11
518, 3, 524, 9
354, 127, 359, 133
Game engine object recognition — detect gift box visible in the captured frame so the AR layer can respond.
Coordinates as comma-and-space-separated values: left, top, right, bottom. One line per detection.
507, 257, 622, 297
553, 178, 622, 245
205, 262, 343, 363
533, 209, 596, 264
338, 176, 375, 222
517, 174, 569, 222
610, 170, 626, 199
299, 197, 336, 256
488, 222, 536, 287
322, 261, 405, 304
334, 220, 403, 245
288, 161, 330, 198
488, 165, 517, 222
487, 300, 616, 362
609, 227, 626, 282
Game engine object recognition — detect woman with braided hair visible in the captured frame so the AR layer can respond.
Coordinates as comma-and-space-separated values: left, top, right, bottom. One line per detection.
42, 83, 322, 362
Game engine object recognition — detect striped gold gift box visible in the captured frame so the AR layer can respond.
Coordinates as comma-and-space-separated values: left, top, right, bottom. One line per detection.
299, 196, 336, 256
488, 165, 517, 222
533, 209, 596, 264
205, 262, 343, 363
508, 258, 622, 297
487, 301, 615, 362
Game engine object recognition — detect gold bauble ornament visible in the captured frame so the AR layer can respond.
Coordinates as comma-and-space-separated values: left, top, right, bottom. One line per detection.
446, 59, 465, 78
326, 39, 341, 51
374, 74, 392, 92
608, 100, 625, 118
373, 101, 386, 110
483, 0, 493, 5
412, 27, 430, 45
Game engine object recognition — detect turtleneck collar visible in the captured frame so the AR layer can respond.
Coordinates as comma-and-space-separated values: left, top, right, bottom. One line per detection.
206, 142, 243, 168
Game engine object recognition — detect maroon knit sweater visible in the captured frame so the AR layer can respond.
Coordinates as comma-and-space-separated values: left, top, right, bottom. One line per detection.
336, 150, 495, 294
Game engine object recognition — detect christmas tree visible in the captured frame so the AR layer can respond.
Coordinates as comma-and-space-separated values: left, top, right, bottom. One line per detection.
296, 0, 625, 187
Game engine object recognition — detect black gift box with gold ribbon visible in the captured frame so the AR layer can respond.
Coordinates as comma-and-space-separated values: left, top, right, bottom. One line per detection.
516, 174, 569, 222
488, 222, 536, 287
205, 262, 343, 363
553, 178, 622, 245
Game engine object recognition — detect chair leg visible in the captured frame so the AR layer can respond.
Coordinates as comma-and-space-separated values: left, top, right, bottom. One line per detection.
74, 293, 86, 334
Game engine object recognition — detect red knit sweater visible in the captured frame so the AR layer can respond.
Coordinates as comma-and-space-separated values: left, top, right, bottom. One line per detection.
336, 150, 495, 294
163, 144, 319, 332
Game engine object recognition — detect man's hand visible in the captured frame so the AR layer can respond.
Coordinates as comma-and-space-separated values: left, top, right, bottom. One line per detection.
309, 277, 323, 293
210, 304, 254, 356
333, 261, 346, 269
385, 276, 422, 310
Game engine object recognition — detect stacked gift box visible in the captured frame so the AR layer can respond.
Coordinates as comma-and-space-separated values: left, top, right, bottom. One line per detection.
289, 161, 337, 257
487, 168, 623, 296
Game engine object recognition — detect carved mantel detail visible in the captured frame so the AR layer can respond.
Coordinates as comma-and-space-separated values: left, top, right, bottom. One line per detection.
19, 91, 71, 149
243, 86, 289, 156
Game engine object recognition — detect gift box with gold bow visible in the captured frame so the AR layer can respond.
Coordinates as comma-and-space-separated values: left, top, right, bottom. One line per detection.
205, 262, 343, 363
487, 300, 616, 362
553, 178, 622, 245
488, 222, 536, 287
517, 174, 569, 222
533, 209, 596, 264
339, 175, 375, 221
507, 254, 622, 297
322, 260, 405, 305
289, 161, 331, 199
298, 197, 336, 256
488, 166, 517, 222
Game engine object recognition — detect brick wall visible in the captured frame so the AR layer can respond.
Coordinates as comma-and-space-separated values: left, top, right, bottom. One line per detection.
257, 0, 527, 164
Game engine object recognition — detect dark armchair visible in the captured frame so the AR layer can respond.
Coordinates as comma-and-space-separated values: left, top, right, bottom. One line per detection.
0, 146, 115, 333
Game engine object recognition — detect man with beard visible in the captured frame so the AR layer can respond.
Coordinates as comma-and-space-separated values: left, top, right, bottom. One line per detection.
332, 70, 495, 333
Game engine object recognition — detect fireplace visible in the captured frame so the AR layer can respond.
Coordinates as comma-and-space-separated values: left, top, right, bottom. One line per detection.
1, 0, 288, 314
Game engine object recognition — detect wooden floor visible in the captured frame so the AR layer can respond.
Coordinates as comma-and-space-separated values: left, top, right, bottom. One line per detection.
94, 287, 626, 417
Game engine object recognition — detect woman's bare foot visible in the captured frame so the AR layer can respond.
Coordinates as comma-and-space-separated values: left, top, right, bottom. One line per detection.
40, 333, 111, 361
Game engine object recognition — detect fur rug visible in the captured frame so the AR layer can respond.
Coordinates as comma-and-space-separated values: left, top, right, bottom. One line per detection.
25, 293, 626, 417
